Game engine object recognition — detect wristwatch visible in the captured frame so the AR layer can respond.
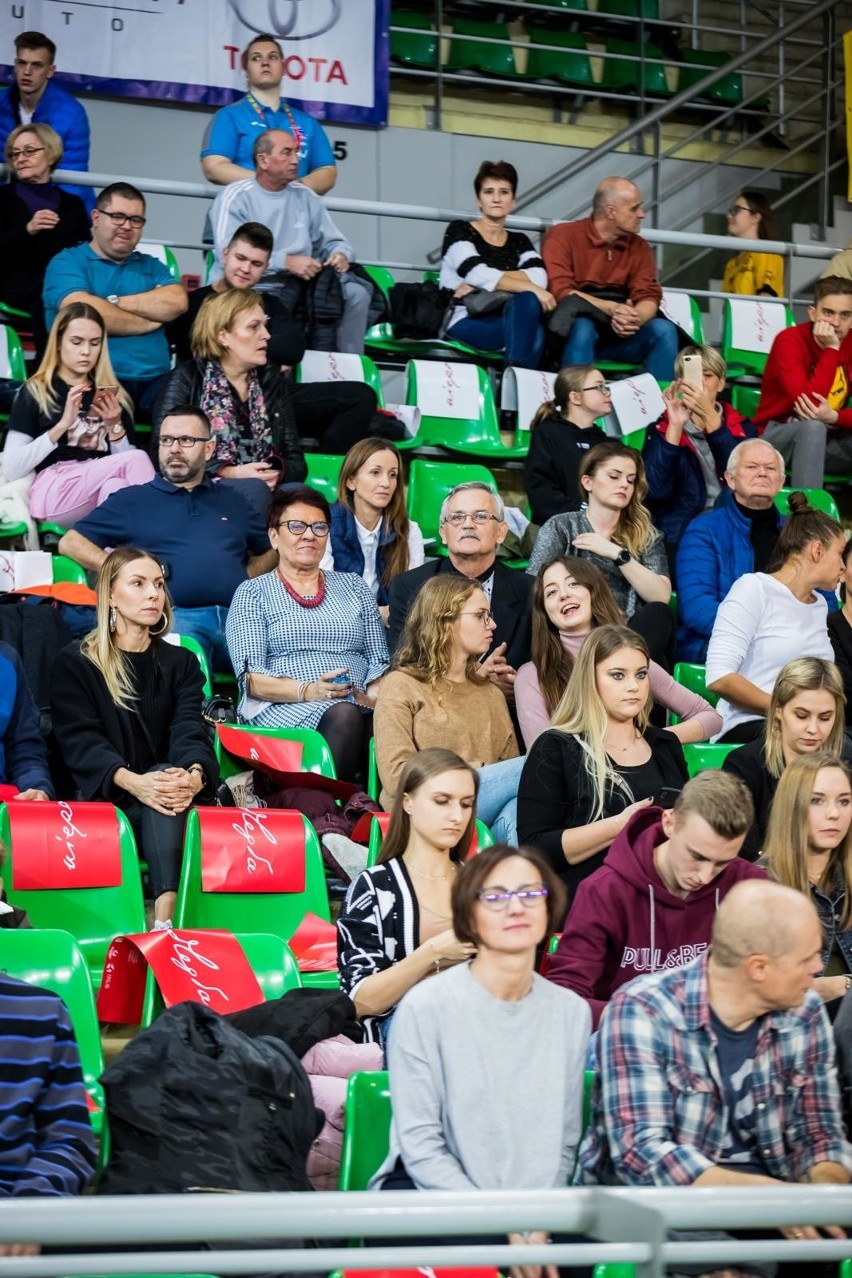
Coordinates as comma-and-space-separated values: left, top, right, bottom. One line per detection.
615, 548, 632, 567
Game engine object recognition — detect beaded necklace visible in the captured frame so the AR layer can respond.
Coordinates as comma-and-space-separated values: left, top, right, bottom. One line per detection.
277, 567, 326, 609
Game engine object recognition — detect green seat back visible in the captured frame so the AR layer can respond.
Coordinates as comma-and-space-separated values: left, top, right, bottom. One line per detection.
406, 360, 525, 457
660, 291, 705, 344
0, 803, 145, 991
137, 241, 182, 283
619, 426, 647, 452
391, 11, 439, 69
163, 633, 212, 698
367, 737, 380, 802
721, 298, 795, 377
0, 928, 105, 1130
339, 1070, 391, 1190
407, 458, 497, 543
678, 47, 742, 106
526, 30, 593, 87
601, 39, 672, 96
216, 722, 337, 782
51, 554, 87, 585
673, 662, 718, 707
305, 452, 345, 506
598, 0, 658, 14
0, 324, 26, 382
682, 742, 740, 777
446, 19, 519, 78
776, 487, 839, 520
730, 384, 761, 419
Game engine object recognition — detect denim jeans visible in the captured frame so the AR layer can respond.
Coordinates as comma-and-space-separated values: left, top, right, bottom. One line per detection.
476, 755, 525, 846
449, 291, 545, 369
561, 314, 679, 383
170, 604, 231, 674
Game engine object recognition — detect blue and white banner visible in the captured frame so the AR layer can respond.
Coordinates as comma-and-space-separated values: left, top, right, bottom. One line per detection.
3, 0, 389, 126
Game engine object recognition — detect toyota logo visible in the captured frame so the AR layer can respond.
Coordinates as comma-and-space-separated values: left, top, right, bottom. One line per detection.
227, 0, 342, 40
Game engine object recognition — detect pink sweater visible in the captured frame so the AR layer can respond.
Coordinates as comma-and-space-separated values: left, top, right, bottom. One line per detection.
515, 631, 722, 747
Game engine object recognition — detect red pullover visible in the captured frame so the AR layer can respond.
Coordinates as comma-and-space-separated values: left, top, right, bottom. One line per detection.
753, 320, 852, 430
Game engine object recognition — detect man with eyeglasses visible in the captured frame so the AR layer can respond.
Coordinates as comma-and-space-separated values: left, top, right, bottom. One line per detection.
0, 30, 92, 210
43, 182, 188, 421
676, 438, 785, 663
387, 481, 532, 700
58, 406, 273, 672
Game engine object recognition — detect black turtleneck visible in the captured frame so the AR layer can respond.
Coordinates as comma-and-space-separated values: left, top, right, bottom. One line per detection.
734, 499, 780, 572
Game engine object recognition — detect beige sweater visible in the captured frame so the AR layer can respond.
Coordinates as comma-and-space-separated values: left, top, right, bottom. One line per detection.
374, 669, 519, 809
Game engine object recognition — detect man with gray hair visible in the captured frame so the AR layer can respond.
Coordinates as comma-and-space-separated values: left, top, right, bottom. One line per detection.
676, 437, 785, 662
387, 481, 532, 699
580, 880, 852, 1243
208, 129, 371, 352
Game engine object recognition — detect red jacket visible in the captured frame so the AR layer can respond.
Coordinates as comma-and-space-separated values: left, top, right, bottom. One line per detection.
753, 320, 852, 430
546, 806, 766, 1028
542, 217, 662, 306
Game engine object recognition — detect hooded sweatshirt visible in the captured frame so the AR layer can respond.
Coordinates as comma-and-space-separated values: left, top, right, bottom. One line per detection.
546, 805, 766, 1028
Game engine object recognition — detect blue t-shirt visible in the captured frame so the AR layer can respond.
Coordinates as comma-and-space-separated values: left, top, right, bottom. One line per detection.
42, 243, 174, 382
72, 476, 270, 609
710, 1007, 763, 1173
200, 96, 335, 177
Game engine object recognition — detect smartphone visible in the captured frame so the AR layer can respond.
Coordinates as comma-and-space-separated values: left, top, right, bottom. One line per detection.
681, 354, 703, 389
328, 671, 351, 686
656, 787, 682, 810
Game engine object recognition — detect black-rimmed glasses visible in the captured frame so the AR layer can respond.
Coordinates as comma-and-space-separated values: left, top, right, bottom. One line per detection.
276, 519, 330, 536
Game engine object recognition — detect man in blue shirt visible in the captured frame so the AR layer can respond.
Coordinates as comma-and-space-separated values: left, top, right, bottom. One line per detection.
58, 406, 274, 671
42, 181, 187, 422
0, 30, 93, 210
201, 33, 336, 195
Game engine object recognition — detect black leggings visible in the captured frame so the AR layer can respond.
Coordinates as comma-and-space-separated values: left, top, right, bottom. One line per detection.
120, 766, 191, 900
291, 382, 378, 454
317, 702, 373, 783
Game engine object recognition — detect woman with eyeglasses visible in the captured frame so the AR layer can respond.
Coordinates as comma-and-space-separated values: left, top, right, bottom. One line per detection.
375, 574, 522, 843
153, 288, 306, 518
0, 123, 90, 356
723, 190, 783, 298
337, 748, 479, 1047
225, 485, 389, 781
372, 842, 590, 1267
523, 365, 610, 525
527, 440, 673, 670
3, 302, 154, 527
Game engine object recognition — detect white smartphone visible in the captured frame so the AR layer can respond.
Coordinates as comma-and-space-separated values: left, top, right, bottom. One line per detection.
681, 353, 703, 389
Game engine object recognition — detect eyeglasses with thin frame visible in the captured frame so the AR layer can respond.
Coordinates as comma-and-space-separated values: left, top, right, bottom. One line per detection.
158, 434, 211, 449
460, 608, 494, 625
580, 382, 611, 395
9, 145, 44, 160
476, 884, 549, 911
728, 204, 754, 217
443, 510, 500, 526
276, 519, 330, 537
97, 209, 147, 229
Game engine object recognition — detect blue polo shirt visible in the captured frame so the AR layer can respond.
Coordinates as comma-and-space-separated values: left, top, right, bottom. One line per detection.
72, 476, 270, 608
42, 243, 174, 382
200, 96, 335, 177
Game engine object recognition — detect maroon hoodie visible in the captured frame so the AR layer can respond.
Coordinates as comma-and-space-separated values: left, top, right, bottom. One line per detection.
546, 806, 766, 1028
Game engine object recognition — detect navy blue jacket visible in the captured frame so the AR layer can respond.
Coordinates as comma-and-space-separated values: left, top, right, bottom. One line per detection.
643, 402, 753, 549
0, 81, 93, 210
0, 642, 54, 795
328, 503, 398, 606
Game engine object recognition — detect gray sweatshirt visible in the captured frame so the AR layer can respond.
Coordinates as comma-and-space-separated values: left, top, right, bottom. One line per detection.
372, 961, 591, 1191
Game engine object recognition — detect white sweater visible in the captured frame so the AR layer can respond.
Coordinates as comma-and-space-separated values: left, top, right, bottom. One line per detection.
706, 572, 832, 740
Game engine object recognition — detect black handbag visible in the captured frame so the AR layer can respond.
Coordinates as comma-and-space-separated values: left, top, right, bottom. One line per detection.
461, 288, 512, 316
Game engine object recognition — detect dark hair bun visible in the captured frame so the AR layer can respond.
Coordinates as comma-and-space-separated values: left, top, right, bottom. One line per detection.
787, 490, 811, 515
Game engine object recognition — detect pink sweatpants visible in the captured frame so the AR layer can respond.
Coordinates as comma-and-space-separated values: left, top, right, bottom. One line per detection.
28, 452, 155, 527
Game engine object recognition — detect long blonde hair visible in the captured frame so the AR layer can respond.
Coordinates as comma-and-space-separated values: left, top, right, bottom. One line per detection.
762, 752, 852, 930
393, 574, 489, 693
26, 302, 132, 419
763, 658, 846, 779
580, 441, 654, 557
550, 624, 652, 820
81, 548, 172, 711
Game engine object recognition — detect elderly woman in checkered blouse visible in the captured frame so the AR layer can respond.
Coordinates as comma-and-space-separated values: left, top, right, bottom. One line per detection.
225, 484, 389, 781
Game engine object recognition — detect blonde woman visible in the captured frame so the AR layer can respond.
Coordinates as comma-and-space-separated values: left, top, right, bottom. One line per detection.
523, 365, 609, 525
527, 440, 673, 669
723, 657, 848, 859
761, 752, 852, 1004
374, 574, 521, 843
517, 623, 688, 898
50, 547, 217, 926
3, 302, 153, 526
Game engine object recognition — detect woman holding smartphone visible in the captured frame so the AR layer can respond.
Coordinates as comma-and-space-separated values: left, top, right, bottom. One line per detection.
3, 302, 153, 526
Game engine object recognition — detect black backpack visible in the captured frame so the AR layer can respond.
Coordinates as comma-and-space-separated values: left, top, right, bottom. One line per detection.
388, 280, 453, 339
98, 1002, 323, 1195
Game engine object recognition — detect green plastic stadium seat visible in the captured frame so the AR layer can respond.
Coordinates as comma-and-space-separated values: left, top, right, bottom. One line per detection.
0, 323, 27, 382
51, 554, 87, 585
600, 39, 673, 98
305, 452, 345, 506
0, 803, 145, 992
366, 816, 494, 868
137, 242, 182, 282
526, 30, 594, 88
297, 351, 384, 405
598, 0, 659, 14
660, 291, 705, 344
0, 928, 106, 1135
391, 11, 439, 69
721, 298, 795, 378
405, 360, 527, 458
682, 742, 740, 777
673, 662, 718, 707
367, 737, 379, 802
215, 722, 338, 783
620, 427, 647, 452
678, 48, 743, 107
407, 458, 497, 546
776, 487, 839, 519
338, 1070, 391, 1190
445, 19, 520, 79
163, 633, 212, 698
730, 384, 761, 419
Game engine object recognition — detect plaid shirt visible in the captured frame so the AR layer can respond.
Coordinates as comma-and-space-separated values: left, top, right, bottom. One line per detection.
578, 954, 852, 1187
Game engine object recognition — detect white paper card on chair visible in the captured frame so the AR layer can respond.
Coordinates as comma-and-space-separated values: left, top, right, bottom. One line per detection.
300, 351, 366, 383
410, 362, 482, 420
500, 368, 556, 431
728, 298, 788, 353
0, 551, 53, 592
385, 404, 421, 437
603, 374, 666, 436
660, 291, 693, 334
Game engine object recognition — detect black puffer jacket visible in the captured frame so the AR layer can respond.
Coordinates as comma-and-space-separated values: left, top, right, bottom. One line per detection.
153, 358, 307, 484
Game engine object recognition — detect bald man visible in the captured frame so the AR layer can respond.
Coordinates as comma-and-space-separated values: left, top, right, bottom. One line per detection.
542, 177, 678, 381
579, 881, 852, 1235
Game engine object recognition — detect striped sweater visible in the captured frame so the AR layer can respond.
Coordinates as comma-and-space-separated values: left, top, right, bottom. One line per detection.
0, 975, 96, 1196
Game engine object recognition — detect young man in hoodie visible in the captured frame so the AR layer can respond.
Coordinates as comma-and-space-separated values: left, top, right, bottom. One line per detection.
547, 771, 766, 1028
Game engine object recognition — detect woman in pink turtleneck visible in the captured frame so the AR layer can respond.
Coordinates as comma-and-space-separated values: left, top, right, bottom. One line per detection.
515, 555, 721, 749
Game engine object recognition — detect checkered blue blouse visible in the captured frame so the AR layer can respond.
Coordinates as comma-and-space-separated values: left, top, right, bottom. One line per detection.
225, 568, 390, 730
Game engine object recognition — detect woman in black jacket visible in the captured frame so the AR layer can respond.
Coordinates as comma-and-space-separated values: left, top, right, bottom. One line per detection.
153, 288, 306, 517
523, 365, 609, 526
517, 624, 688, 905
50, 547, 218, 927
0, 123, 90, 356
